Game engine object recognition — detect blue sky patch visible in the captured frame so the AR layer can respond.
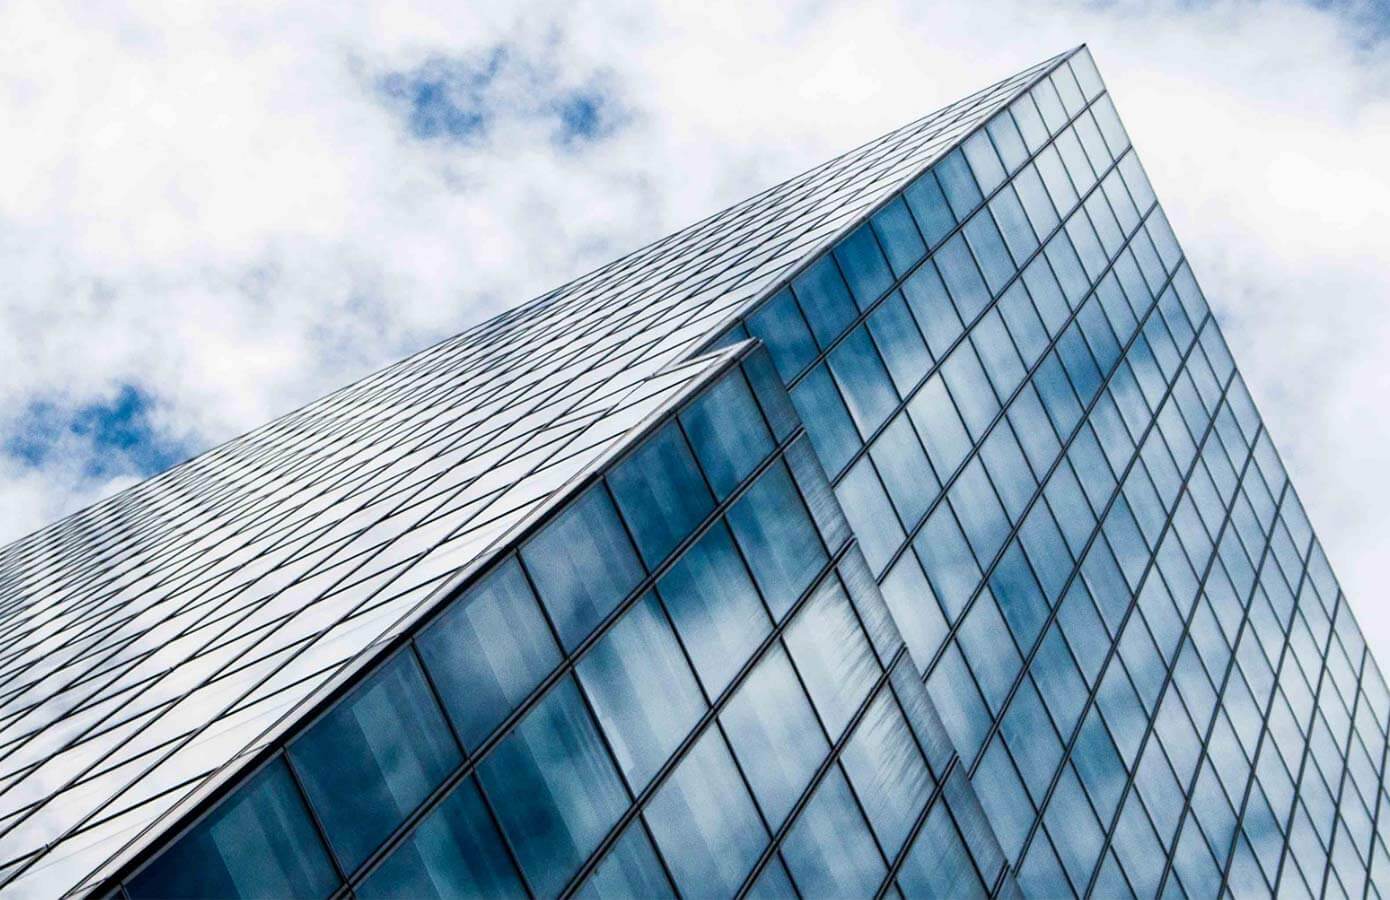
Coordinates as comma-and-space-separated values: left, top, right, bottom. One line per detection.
5, 385, 187, 479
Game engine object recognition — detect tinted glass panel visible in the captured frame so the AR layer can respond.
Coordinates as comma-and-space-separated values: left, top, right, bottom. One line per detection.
680, 371, 775, 499
128, 759, 339, 900
417, 557, 562, 749
523, 486, 645, 650
727, 461, 828, 619
480, 678, 629, 897
578, 593, 706, 790
291, 652, 461, 872
608, 422, 714, 567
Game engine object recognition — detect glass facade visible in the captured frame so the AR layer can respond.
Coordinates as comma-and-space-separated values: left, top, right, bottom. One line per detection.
0, 44, 1384, 899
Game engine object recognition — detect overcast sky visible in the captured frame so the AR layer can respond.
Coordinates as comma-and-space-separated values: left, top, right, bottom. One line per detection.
2, 0, 1388, 660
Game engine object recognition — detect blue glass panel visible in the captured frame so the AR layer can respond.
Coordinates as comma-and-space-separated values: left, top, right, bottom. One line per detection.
789, 364, 860, 476
971, 310, 1026, 401
747, 856, 798, 899
869, 411, 937, 529
991, 187, 1039, 269
746, 288, 818, 382
578, 593, 706, 790
417, 556, 561, 750
1010, 94, 1049, 153
906, 374, 972, 480
834, 222, 895, 309
987, 112, 1028, 173
962, 130, 1006, 194
522, 485, 645, 650
989, 542, 1049, 650
928, 643, 991, 761
291, 652, 461, 872
934, 148, 984, 220
480, 677, 629, 897
785, 578, 879, 740
867, 291, 931, 395
913, 504, 981, 623
791, 255, 857, 348
897, 801, 985, 899
1013, 163, 1060, 240
726, 460, 828, 619
128, 759, 340, 900
1021, 255, 1069, 337
963, 208, 1016, 296
901, 261, 964, 359
835, 458, 905, 576
842, 688, 933, 857
880, 552, 947, 671
973, 737, 1033, 861
828, 326, 899, 438
935, 233, 991, 322
576, 821, 674, 899
998, 282, 1048, 369
903, 170, 957, 248
680, 369, 775, 500
358, 778, 524, 900
958, 592, 1022, 712
940, 342, 999, 440
782, 767, 886, 896
871, 197, 927, 277
656, 521, 771, 698
721, 645, 830, 828
949, 458, 1011, 565
1045, 766, 1104, 891
608, 421, 714, 567
644, 728, 768, 896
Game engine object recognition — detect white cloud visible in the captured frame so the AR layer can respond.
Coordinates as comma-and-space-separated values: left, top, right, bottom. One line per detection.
3, 0, 1389, 662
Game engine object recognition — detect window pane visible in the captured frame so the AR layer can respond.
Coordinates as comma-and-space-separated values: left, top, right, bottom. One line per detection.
913, 504, 982, 623
935, 148, 984, 220
721, 645, 830, 828
901, 261, 964, 359
127, 759, 340, 900
897, 802, 984, 899
869, 411, 938, 530
680, 370, 775, 499
828, 326, 900, 438
906, 374, 972, 480
872, 196, 927, 277
903, 170, 957, 248
417, 556, 562, 750
880, 552, 948, 672
657, 521, 771, 697
842, 689, 933, 857
727, 461, 828, 619
835, 458, 906, 576
358, 778, 525, 900
963, 209, 1015, 296
935, 233, 991, 323
746, 288, 818, 382
578, 593, 706, 790
790, 364, 860, 476
645, 728, 768, 896
522, 485, 645, 650
291, 651, 461, 872
867, 291, 931, 395
784, 579, 878, 740
609, 421, 714, 567
834, 222, 895, 309
792, 255, 857, 348
576, 821, 674, 900
480, 677, 629, 897
782, 767, 887, 897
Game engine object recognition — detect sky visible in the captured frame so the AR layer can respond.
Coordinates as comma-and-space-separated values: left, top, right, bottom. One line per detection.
1, 0, 1388, 660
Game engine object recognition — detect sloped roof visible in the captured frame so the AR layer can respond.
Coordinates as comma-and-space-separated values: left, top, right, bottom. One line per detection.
0, 49, 1067, 896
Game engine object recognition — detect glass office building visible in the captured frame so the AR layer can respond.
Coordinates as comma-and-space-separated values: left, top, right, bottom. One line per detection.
0, 45, 1384, 898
